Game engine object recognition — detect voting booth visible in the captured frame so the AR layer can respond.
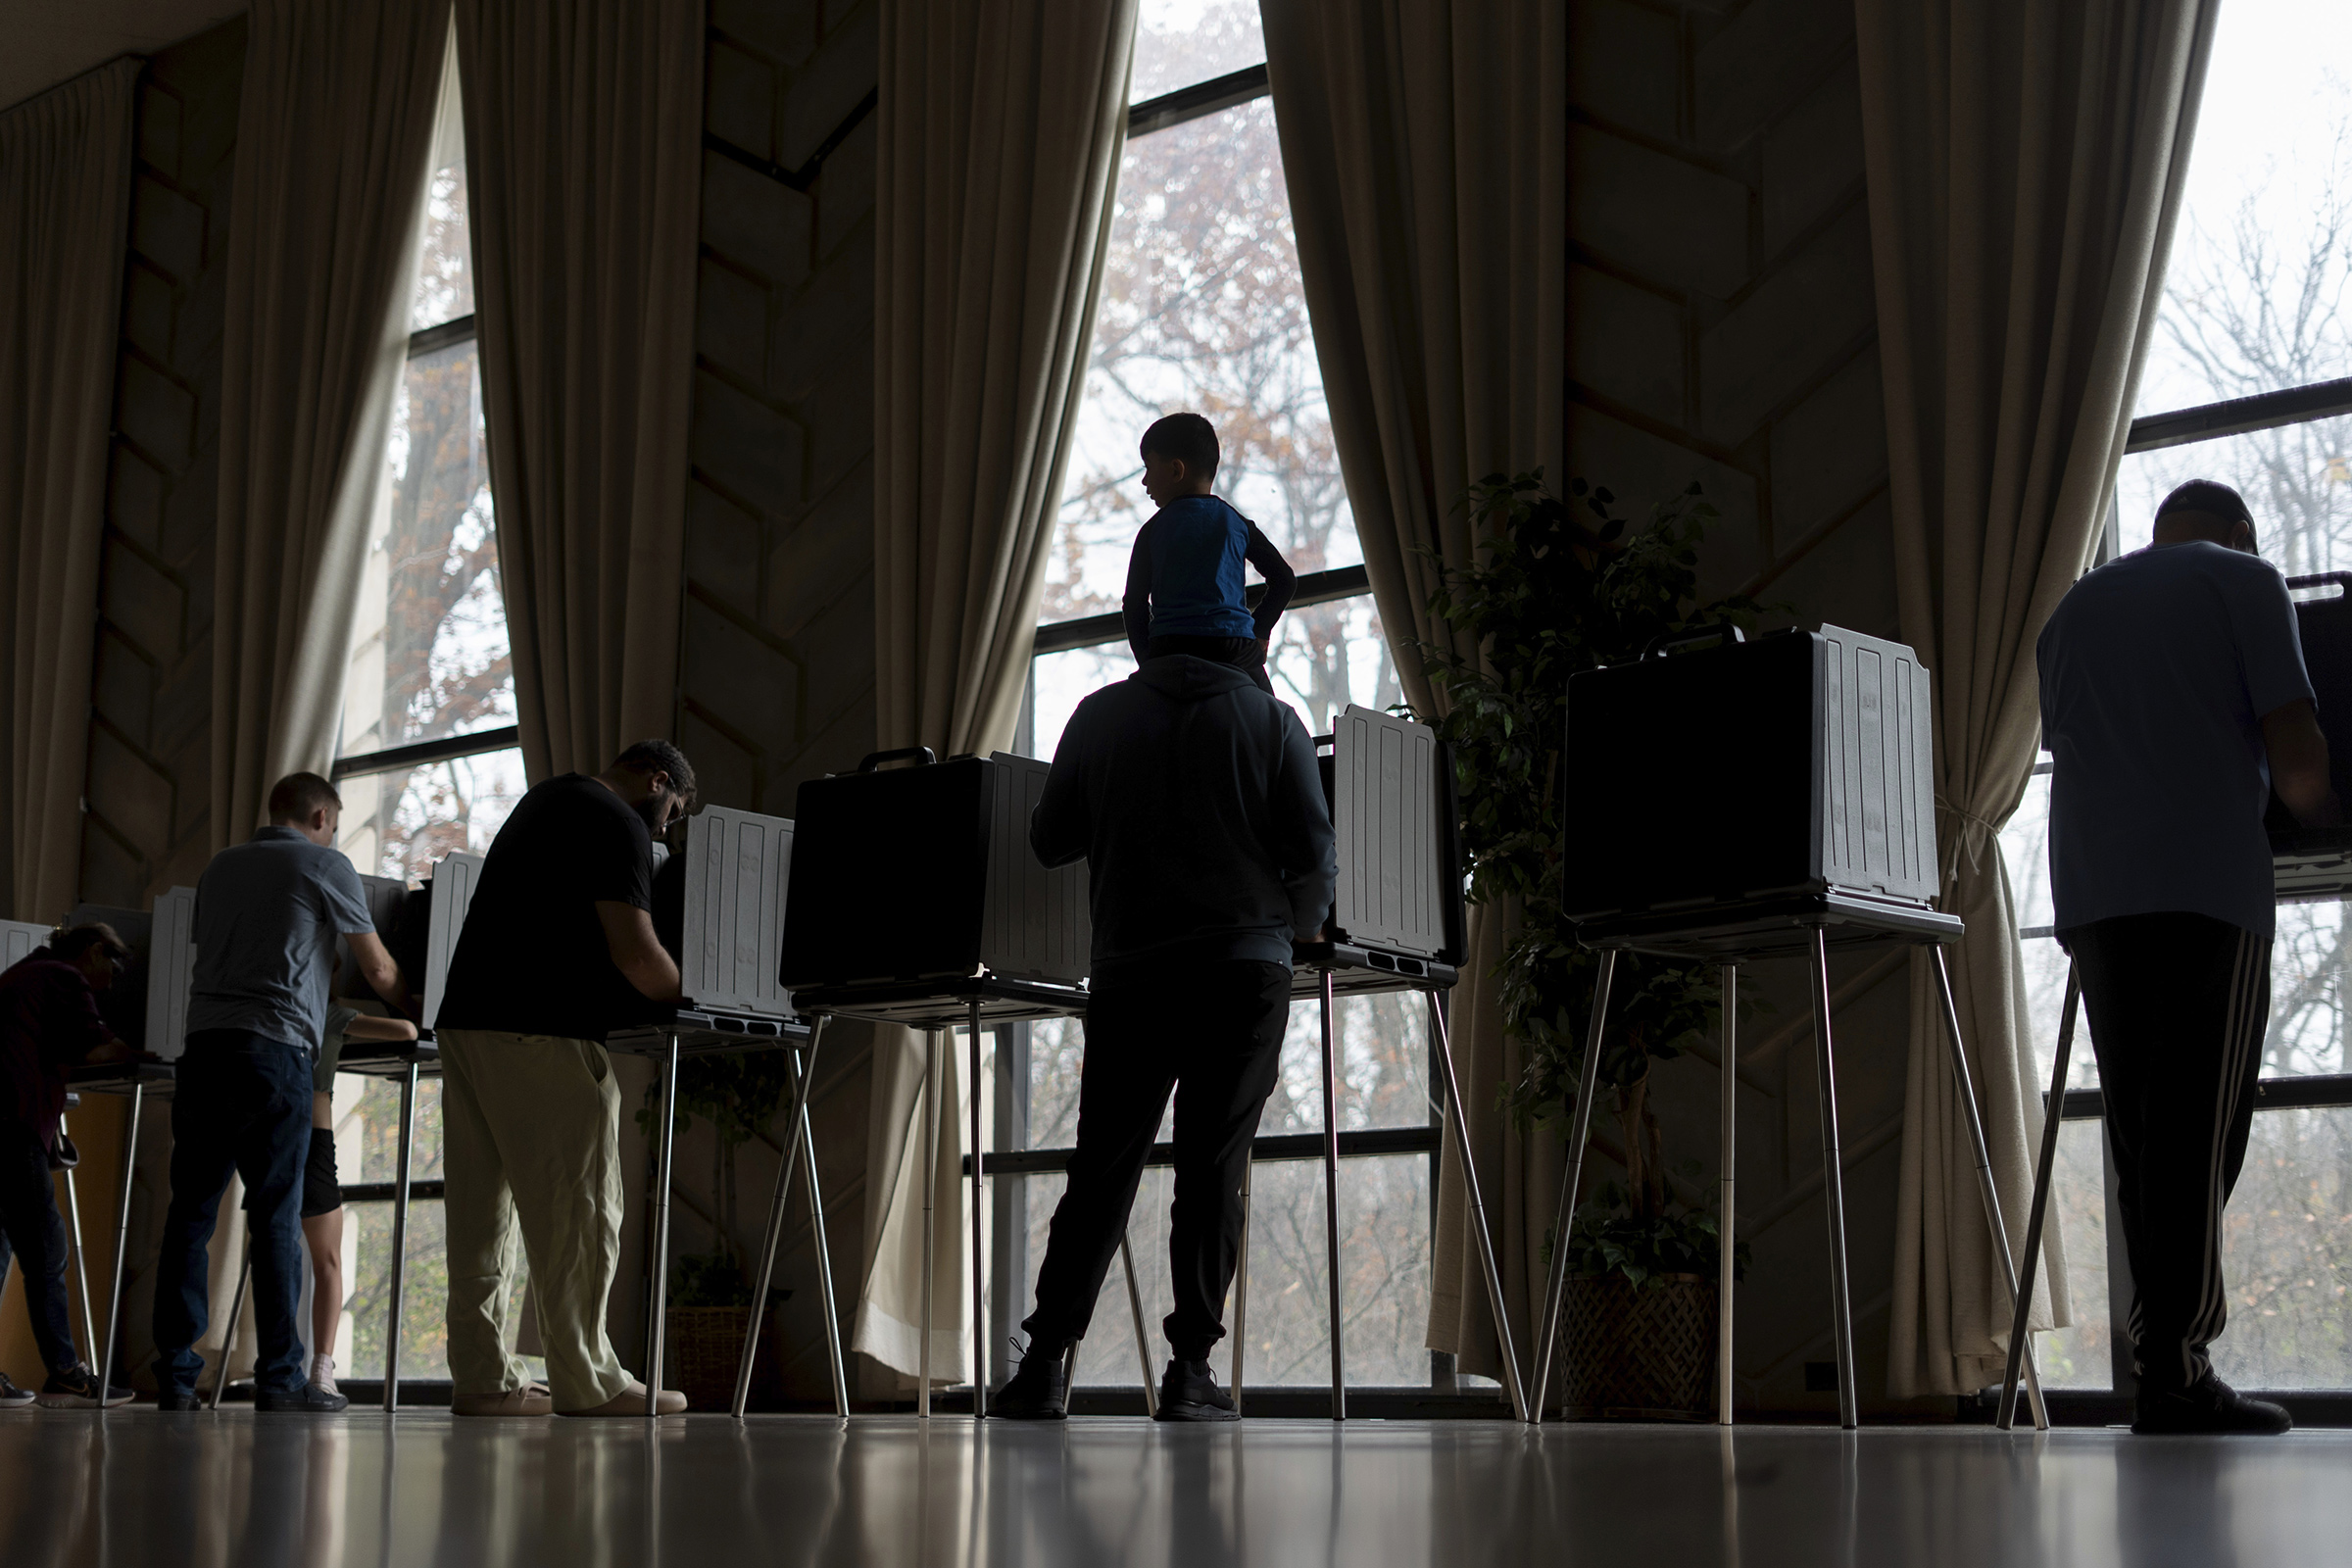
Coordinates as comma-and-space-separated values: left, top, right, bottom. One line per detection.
418, 852, 484, 1031
2, 918, 49, 968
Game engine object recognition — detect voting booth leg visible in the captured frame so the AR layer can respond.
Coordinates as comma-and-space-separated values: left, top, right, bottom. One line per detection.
1231, 1162, 1250, 1415
2002, 961, 2082, 1431
98, 1081, 144, 1408
59, 1117, 100, 1366
1430, 988, 1530, 1423
919, 1028, 939, 1420
796, 1053, 851, 1419
1929, 945, 2049, 1431
1532, 950, 1618, 1423
1807, 931, 1860, 1430
733, 1018, 838, 1420
212, 1250, 251, 1409
1121, 1231, 1157, 1417
1316, 970, 1346, 1420
968, 999, 987, 1420
644, 1032, 683, 1424
1717, 966, 1739, 1426
383, 1064, 418, 1413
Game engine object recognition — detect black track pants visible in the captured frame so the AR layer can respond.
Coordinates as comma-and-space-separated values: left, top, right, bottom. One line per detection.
2062, 911, 2268, 1392
1020, 959, 1291, 1362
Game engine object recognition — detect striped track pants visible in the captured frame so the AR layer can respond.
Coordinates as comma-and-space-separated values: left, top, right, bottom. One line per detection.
2064, 911, 2269, 1392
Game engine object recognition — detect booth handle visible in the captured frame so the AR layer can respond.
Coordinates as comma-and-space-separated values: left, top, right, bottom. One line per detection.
2286, 571, 2352, 596
857, 747, 938, 771
1641, 624, 1747, 660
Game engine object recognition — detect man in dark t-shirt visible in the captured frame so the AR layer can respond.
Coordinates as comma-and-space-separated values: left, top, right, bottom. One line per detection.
434, 740, 695, 1418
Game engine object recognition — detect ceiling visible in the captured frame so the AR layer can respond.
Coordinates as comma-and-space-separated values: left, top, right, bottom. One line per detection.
1, 1, 244, 116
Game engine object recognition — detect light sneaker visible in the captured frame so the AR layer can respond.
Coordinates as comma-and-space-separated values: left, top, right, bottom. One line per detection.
556, 1380, 686, 1416
0, 1374, 34, 1409
311, 1354, 338, 1396
453, 1384, 554, 1418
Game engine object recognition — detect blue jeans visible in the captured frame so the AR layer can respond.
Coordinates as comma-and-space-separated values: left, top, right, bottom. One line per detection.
0, 1120, 78, 1372
150, 1030, 313, 1395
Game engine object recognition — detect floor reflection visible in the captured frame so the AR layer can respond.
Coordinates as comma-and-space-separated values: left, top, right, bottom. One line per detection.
0, 1413, 2345, 1567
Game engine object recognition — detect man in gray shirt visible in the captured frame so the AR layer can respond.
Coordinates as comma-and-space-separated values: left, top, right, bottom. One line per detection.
2038, 479, 2339, 1436
150, 772, 410, 1411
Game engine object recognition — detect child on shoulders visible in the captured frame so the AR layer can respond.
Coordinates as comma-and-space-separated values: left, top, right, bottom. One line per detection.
1121, 413, 1296, 696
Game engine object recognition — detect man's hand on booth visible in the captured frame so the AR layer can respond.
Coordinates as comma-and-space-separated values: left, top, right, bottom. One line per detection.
2263, 698, 2344, 828
597, 901, 684, 1004
345, 930, 417, 1020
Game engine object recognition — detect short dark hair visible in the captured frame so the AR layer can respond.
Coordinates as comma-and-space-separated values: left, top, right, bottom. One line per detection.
267, 772, 342, 824
51, 923, 130, 963
2156, 479, 2252, 527
1140, 413, 1219, 479
612, 739, 698, 807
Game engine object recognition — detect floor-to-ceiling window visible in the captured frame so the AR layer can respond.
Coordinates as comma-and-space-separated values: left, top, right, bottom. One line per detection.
998, 1, 1455, 1396
2010, 0, 2352, 1393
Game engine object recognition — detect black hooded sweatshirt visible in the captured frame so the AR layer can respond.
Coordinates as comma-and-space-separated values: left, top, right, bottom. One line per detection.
1030, 656, 1337, 977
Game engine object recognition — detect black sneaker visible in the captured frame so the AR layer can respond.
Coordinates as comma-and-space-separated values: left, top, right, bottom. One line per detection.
0, 1374, 32, 1410
255, 1382, 350, 1414
2132, 1371, 2292, 1436
153, 1388, 202, 1412
1154, 1358, 1237, 1423
993, 1341, 1068, 1421
37, 1366, 134, 1408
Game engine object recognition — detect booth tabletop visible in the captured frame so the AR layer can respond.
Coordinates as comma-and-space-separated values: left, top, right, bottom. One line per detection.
606, 1011, 812, 1057
335, 1039, 442, 1078
789, 976, 1088, 1029
2272, 826, 2352, 901
66, 1059, 175, 1097
1290, 941, 1458, 999
1575, 890, 1964, 964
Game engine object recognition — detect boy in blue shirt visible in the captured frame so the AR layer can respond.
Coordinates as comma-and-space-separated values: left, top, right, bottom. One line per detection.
1122, 414, 1296, 695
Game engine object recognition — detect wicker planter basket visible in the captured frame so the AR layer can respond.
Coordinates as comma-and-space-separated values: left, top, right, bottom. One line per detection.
1556, 1271, 1717, 1421
666, 1306, 771, 1411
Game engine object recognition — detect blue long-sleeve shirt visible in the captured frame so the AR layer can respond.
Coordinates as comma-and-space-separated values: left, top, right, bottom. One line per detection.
1121, 496, 1297, 661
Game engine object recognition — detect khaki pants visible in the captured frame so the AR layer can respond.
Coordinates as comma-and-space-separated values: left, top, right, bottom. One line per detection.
438, 1029, 631, 1410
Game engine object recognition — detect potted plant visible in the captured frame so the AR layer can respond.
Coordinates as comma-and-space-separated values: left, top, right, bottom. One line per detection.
1420, 470, 1757, 1419
639, 1053, 798, 1408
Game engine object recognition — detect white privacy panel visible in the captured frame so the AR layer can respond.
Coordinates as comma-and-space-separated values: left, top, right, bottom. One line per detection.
1, 919, 50, 970
421, 852, 485, 1030
680, 806, 796, 1018
982, 753, 1091, 984
145, 887, 197, 1061
1330, 706, 1447, 960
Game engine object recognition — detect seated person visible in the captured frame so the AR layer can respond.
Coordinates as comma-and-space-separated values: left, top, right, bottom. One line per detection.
1122, 412, 1295, 696
0, 924, 139, 1408
292, 1004, 417, 1396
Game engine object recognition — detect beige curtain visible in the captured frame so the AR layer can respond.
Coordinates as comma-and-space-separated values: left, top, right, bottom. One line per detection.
213, 0, 451, 848
1861, 0, 2219, 1396
0, 61, 138, 923
856, 0, 1135, 1388
1262, 0, 1566, 1386
455, 0, 704, 783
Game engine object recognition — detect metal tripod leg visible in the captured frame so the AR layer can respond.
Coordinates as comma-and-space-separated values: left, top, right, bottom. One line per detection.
1231, 1160, 1250, 1415
920, 1028, 939, 1420
1316, 969, 1345, 1420
644, 1031, 682, 1424
1532, 950, 1617, 1423
384, 1063, 417, 1413
1121, 1232, 1156, 1417
1929, 946, 2047, 1430
212, 1244, 252, 1410
969, 999, 987, 1420
59, 1112, 99, 1365
1719, 964, 1737, 1427
1807, 931, 1859, 1429
98, 1081, 144, 1408
732, 1018, 831, 1419
2001, 961, 2081, 1430
1430, 988, 1530, 1422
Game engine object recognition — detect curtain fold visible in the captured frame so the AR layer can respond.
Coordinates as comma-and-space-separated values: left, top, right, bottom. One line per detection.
1859, 0, 2220, 1397
1261, 0, 1565, 1386
857, 0, 1135, 1388
213, 0, 451, 849
0, 60, 138, 923
455, 0, 704, 783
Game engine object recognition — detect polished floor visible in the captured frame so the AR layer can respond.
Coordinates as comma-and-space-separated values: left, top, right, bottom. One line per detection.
1, 1409, 2347, 1567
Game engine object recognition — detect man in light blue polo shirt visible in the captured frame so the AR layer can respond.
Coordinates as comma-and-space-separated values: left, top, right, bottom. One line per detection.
2038, 479, 2340, 1436
149, 772, 412, 1412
